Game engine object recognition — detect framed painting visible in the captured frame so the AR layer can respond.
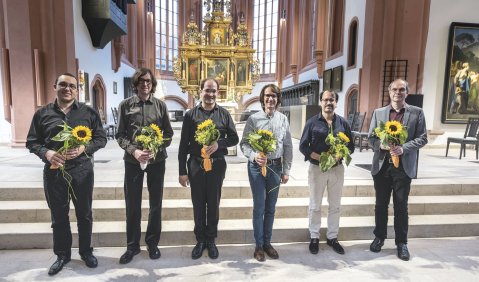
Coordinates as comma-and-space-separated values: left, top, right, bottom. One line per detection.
187, 58, 199, 85
323, 69, 332, 91
210, 28, 226, 46
332, 65, 343, 92
206, 58, 228, 85
442, 22, 479, 123
236, 59, 248, 86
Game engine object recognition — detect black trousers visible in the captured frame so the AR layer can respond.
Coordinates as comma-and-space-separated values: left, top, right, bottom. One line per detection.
43, 161, 94, 258
124, 160, 165, 250
187, 156, 226, 243
372, 159, 412, 245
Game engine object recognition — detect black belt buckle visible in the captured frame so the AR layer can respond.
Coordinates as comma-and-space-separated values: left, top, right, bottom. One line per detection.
266, 158, 281, 166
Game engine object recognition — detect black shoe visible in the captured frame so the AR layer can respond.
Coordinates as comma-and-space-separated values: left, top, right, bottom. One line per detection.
48, 255, 71, 276
397, 243, 410, 261
309, 238, 319, 254
207, 242, 219, 259
192, 242, 207, 259
263, 244, 279, 259
119, 249, 140, 264
370, 237, 384, 253
80, 253, 98, 268
147, 245, 161, 260
326, 238, 345, 255
254, 246, 265, 262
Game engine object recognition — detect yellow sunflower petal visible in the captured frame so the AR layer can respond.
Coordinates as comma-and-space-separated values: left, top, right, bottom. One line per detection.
385, 120, 403, 135
72, 125, 92, 142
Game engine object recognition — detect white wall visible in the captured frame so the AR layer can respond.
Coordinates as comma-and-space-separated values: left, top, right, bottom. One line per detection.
422, 0, 479, 144
73, 0, 135, 124
0, 67, 11, 143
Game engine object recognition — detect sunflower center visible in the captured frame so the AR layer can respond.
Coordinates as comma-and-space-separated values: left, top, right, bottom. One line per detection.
390, 125, 397, 132
77, 130, 87, 138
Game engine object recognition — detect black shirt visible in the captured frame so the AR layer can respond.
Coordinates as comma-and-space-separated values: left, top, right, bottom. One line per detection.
299, 113, 355, 165
116, 94, 174, 164
178, 104, 239, 175
26, 100, 107, 166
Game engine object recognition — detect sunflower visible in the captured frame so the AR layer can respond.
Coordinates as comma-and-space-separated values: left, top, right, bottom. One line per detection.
338, 132, 350, 143
385, 120, 403, 136
150, 124, 163, 139
257, 129, 273, 138
72, 125, 92, 142
197, 119, 213, 130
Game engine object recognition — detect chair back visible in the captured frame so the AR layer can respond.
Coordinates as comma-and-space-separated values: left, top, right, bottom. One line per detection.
464, 117, 479, 138
351, 112, 366, 132
347, 112, 357, 127
111, 107, 119, 125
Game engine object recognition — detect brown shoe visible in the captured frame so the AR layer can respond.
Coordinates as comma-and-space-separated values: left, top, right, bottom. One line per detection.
263, 244, 279, 259
254, 246, 265, 262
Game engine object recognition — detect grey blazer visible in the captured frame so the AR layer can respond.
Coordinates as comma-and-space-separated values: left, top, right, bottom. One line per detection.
367, 103, 428, 178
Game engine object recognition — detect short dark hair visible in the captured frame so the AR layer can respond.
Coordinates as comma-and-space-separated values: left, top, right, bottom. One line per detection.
200, 78, 220, 90
54, 72, 77, 85
132, 68, 157, 93
259, 84, 282, 111
388, 78, 409, 92
319, 89, 339, 102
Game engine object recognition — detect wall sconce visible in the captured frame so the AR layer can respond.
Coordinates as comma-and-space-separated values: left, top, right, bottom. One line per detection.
281, 9, 286, 20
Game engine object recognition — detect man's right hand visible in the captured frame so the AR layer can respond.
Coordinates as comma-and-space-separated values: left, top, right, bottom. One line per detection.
179, 175, 190, 187
45, 150, 65, 167
134, 149, 151, 163
310, 152, 321, 161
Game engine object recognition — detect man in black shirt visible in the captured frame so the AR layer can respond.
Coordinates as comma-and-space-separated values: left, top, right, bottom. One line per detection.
299, 90, 354, 256
26, 73, 107, 276
116, 68, 174, 264
178, 78, 239, 259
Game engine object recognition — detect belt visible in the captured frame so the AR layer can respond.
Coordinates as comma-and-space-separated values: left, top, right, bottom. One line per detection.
266, 158, 282, 166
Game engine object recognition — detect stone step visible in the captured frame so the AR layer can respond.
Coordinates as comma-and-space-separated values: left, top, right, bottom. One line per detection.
1, 181, 478, 200
1, 214, 478, 249
2, 195, 479, 223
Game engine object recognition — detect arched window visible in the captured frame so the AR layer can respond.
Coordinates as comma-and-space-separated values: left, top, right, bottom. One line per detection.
329, 0, 344, 57
253, 0, 278, 74
347, 19, 358, 68
348, 89, 358, 115
155, 0, 178, 72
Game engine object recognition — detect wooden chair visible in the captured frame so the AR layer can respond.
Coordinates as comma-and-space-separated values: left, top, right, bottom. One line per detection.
351, 112, 370, 152
446, 117, 479, 159
110, 107, 119, 138
347, 112, 357, 128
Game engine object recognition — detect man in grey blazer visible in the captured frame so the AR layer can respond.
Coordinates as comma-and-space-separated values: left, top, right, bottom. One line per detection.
367, 79, 428, 261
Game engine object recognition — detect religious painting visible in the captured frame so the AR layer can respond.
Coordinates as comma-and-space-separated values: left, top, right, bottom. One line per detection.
442, 22, 479, 123
206, 58, 228, 85
210, 28, 226, 45
323, 69, 332, 91
236, 59, 248, 86
332, 66, 343, 92
188, 58, 199, 85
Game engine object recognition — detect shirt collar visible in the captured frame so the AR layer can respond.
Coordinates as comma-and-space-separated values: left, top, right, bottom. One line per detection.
133, 94, 153, 104
54, 99, 79, 110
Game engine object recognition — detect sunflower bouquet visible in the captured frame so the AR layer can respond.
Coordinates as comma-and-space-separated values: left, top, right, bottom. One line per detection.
135, 123, 167, 170
246, 129, 277, 176
319, 129, 352, 172
194, 119, 220, 172
50, 122, 93, 198
374, 120, 408, 168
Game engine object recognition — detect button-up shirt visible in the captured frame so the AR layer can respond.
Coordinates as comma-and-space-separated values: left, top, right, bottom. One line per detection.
116, 94, 174, 164
299, 113, 355, 166
26, 99, 107, 167
178, 103, 239, 175
240, 110, 293, 175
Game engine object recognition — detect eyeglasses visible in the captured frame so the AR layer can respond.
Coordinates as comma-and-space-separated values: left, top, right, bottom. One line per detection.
203, 89, 217, 93
390, 87, 407, 93
265, 94, 277, 99
321, 98, 336, 103
57, 82, 77, 90
138, 79, 152, 85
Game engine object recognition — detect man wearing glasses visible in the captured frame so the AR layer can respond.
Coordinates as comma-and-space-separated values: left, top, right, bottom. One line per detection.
116, 68, 174, 264
367, 79, 427, 261
178, 78, 239, 260
299, 90, 354, 256
26, 73, 107, 275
